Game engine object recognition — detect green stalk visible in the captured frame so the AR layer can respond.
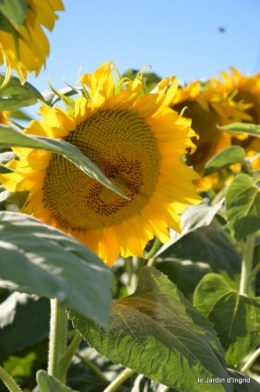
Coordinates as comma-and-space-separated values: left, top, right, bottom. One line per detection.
126, 256, 146, 294
146, 238, 162, 267
75, 353, 109, 382
239, 233, 256, 296
103, 368, 135, 392
48, 298, 68, 383
241, 347, 260, 373
248, 262, 260, 282
146, 238, 161, 259
0, 366, 23, 392
59, 332, 82, 381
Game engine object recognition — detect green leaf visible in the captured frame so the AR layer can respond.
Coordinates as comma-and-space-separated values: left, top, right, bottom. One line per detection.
0, 164, 13, 173
0, 293, 49, 355
155, 199, 224, 257
227, 369, 260, 392
0, 74, 44, 110
157, 222, 241, 285
0, 211, 112, 328
218, 122, 260, 138
0, 0, 27, 28
9, 109, 34, 121
0, 189, 28, 208
0, 126, 127, 199
194, 274, 260, 365
156, 258, 212, 300
70, 267, 232, 391
226, 173, 260, 241
204, 146, 246, 175
0, 340, 48, 390
37, 370, 76, 392
3, 351, 39, 384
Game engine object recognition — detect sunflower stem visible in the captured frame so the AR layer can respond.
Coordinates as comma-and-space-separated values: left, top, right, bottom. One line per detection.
248, 261, 260, 282
146, 238, 162, 260
239, 233, 256, 296
75, 352, 109, 382
240, 347, 260, 373
126, 256, 145, 294
48, 298, 68, 383
103, 368, 135, 392
59, 331, 82, 382
0, 366, 23, 392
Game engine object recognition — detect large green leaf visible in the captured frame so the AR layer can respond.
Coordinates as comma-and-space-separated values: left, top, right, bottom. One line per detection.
0, 211, 112, 327
0, 0, 27, 28
157, 222, 241, 284
226, 173, 260, 241
155, 199, 224, 257
204, 146, 246, 175
226, 369, 260, 392
156, 258, 212, 300
131, 373, 260, 392
37, 371, 76, 392
194, 274, 260, 365
0, 293, 49, 355
0, 126, 127, 199
70, 267, 232, 391
0, 75, 43, 110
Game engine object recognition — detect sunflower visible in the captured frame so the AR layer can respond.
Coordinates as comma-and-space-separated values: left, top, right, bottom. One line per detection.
170, 79, 252, 191
0, 62, 201, 266
171, 80, 251, 176
0, 0, 64, 86
210, 68, 260, 153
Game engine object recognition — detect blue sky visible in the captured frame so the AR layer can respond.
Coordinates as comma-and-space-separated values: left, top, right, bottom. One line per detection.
5, 0, 260, 116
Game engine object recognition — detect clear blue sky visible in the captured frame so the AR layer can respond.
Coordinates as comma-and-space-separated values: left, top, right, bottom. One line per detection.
5, 0, 260, 116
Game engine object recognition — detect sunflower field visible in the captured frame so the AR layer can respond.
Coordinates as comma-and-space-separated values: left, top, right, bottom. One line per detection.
0, 1, 260, 392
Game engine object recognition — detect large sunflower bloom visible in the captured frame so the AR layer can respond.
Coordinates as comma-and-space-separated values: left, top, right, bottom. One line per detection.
0, 62, 201, 266
0, 0, 64, 86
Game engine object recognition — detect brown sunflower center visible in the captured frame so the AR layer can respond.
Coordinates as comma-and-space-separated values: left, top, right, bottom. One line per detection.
43, 109, 160, 230
173, 101, 220, 174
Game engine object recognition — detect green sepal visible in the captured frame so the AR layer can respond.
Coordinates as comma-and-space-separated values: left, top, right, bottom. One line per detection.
47, 78, 75, 114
